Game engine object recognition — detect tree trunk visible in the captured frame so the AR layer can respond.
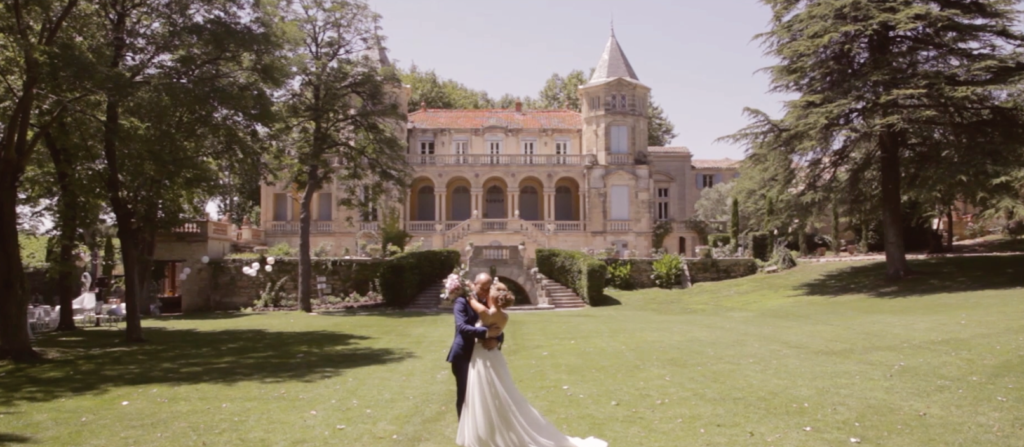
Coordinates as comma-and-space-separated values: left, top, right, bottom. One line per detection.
297, 165, 319, 313
946, 205, 954, 250
0, 178, 37, 360
879, 130, 910, 279
832, 202, 841, 255
117, 231, 145, 342
45, 130, 79, 331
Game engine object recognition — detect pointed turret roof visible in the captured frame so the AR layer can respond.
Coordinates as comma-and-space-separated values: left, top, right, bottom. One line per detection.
361, 32, 391, 69
587, 27, 640, 85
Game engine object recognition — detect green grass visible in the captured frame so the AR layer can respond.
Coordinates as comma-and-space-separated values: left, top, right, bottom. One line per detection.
3, 256, 1024, 446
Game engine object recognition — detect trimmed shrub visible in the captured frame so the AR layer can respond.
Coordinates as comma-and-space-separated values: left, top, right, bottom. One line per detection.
708, 233, 731, 248
536, 248, 608, 305
379, 249, 461, 308
751, 232, 771, 262
606, 260, 634, 290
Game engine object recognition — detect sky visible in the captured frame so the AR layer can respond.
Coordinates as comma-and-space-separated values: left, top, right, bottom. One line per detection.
368, 0, 789, 161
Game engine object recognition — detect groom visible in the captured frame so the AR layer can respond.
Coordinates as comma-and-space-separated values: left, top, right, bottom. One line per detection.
446, 272, 504, 419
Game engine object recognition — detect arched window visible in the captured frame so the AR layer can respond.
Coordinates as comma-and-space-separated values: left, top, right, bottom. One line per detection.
485, 185, 505, 219
519, 186, 540, 221
451, 186, 471, 221
417, 185, 435, 221
555, 186, 574, 221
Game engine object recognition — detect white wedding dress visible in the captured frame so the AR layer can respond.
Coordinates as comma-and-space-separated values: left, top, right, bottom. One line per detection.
456, 322, 607, 447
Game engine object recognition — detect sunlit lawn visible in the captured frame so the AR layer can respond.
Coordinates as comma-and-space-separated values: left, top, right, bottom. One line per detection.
2, 255, 1023, 446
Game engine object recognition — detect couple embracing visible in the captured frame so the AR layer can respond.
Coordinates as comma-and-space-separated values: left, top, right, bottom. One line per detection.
446, 272, 607, 447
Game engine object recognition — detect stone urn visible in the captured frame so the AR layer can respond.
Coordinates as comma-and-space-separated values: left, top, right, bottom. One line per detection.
517, 242, 526, 257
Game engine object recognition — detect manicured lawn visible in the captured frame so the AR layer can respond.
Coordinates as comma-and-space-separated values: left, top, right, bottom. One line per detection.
2, 255, 1023, 446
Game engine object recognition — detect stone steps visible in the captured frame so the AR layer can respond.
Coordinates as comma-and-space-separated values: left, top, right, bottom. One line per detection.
406, 282, 444, 312
541, 282, 586, 309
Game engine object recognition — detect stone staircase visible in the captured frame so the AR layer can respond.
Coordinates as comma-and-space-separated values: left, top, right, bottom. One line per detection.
406, 281, 444, 312
539, 278, 586, 309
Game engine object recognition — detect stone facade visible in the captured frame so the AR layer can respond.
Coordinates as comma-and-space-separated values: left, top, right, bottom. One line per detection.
256, 32, 739, 261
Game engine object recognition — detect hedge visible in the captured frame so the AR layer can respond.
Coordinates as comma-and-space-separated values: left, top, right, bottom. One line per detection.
751, 232, 771, 262
536, 248, 607, 306
379, 249, 461, 308
708, 233, 732, 248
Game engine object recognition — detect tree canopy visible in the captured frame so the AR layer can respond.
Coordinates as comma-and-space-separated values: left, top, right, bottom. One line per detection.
723, 0, 1024, 279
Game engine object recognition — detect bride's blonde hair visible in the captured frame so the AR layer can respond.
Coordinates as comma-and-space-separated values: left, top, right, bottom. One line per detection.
489, 281, 515, 309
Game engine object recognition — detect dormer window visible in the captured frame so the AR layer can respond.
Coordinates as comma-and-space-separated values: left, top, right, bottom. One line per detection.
590, 96, 600, 111
619, 94, 627, 110
609, 95, 617, 110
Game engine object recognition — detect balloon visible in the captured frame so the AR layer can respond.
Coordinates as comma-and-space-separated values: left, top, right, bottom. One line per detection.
178, 273, 187, 281
251, 262, 260, 270
182, 267, 191, 275
201, 256, 210, 264
266, 257, 275, 265
242, 267, 251, 275
264, 265, 273, 272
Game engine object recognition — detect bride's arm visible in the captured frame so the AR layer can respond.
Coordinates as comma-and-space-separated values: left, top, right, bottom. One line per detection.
468, 295, 503, 338
467, 294, 489, 315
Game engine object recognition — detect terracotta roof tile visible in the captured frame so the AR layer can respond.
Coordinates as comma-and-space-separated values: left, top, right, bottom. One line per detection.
408, 109, 582, 130
692, 158, 740, 169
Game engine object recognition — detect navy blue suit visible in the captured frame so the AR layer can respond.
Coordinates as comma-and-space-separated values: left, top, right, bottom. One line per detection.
447, 295, 503, 419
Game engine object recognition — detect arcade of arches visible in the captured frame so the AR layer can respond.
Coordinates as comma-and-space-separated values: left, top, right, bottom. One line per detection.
408, 176, 583, 222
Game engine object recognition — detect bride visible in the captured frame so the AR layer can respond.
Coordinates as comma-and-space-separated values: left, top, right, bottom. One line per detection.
456, 280, 607, 447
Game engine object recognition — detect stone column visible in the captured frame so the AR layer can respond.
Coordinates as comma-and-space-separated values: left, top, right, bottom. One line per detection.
439, 189, 447, 223
578, 190, 586, 223
471, 188, 482, 218
544, 193, 554, 221
507, 191, 515, 219
436, 190, 444, 220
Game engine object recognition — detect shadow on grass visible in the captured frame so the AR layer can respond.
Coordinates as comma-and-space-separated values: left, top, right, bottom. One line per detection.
798, 254, 1024, 299
318, 308, 446, 318
2, 327, 412, 406
0, 433, 34, 445
149, 312, 257, 322
596, 295, 623, 307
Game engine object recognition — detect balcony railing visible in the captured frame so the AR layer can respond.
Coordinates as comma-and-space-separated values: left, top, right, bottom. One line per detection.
608, 154, 632, 165
607, 221, 632, 232
267, 222, 300, 234
312, 222, 336, 233
480, 246, 512, 260
482, 220, 508, 231
408, 154, 589, 166
359, 221, 379, 232
406, 222, 437, 233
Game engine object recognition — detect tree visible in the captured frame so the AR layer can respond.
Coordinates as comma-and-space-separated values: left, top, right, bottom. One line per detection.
694, 182, 734, 222
727, 0, 1024, 279
536, 70, 587, 111
729, 197, 740, 248
0, 0, 80, 360
399, 65, 494, 110
85, 0, 282, 342
275, 0, 410, 313
647, 97, 677, 147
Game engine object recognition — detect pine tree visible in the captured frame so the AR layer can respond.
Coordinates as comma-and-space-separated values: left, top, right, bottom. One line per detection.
647, 97, 678, 147
729, 197, 740, 249
726, 0, 1024, 279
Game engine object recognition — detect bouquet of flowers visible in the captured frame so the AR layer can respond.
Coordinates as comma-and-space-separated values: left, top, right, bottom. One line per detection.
441, 264, 472, 301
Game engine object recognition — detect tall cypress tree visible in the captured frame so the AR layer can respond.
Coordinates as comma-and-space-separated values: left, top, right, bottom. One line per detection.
726, 0, 1024, 279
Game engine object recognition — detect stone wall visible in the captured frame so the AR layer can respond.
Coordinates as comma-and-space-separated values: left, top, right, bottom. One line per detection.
205, 258, 384, 311
685, 258, 758, 284
603, 257, 758, 289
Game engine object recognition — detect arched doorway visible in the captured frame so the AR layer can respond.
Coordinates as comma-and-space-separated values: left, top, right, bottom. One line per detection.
555, 186, 574, 221
519, 186, 540, 221
497, 276, 532, 306
485, 184, 506, 219
451, 186, 471, 221
416, 185, 435, 221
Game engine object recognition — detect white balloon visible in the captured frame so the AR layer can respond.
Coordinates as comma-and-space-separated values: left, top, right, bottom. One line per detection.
264, 265, 272, 272
178, 273, 187, 281
251, 262, 260, 270
182, 267, 191, 275
249, 270, 258, 277
266, 257, 275, 265
242, 267, 251, 275
201, 256, 210, 264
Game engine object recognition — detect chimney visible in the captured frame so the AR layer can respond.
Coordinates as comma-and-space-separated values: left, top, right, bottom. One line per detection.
515, 101, 522, 112
420, 101, 427, 112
